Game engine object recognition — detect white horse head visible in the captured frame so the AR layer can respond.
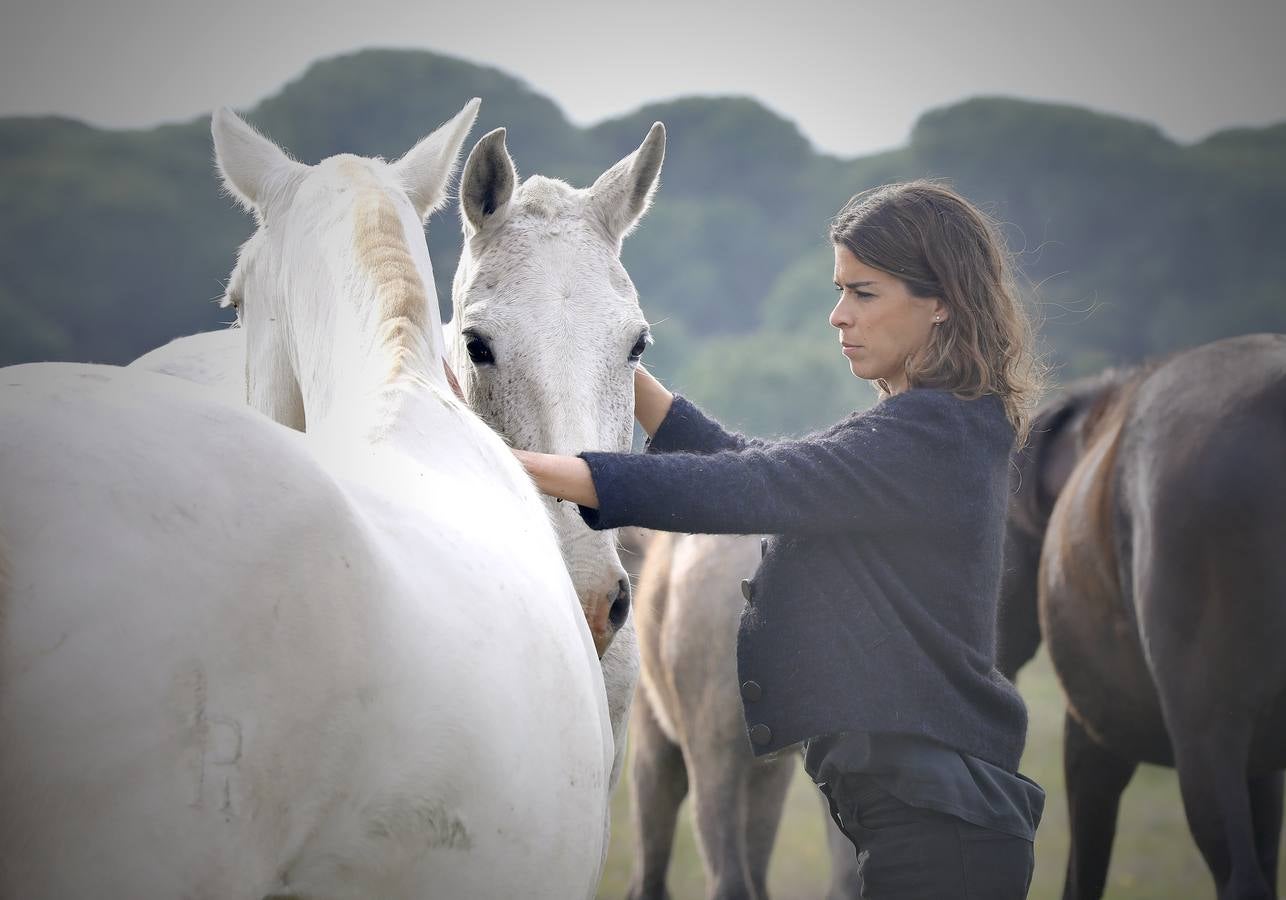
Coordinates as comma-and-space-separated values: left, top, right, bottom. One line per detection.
449, 125, 664, 662
213, 100, 479, 442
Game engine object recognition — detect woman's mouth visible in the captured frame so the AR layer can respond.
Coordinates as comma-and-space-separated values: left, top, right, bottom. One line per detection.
841, 342, 863, 356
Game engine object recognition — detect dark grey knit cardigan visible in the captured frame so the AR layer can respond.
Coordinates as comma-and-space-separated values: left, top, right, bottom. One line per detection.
578, 388, 1028, 771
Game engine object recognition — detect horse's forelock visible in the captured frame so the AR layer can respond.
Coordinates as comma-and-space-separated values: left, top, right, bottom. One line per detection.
514, 176, 581, 221
466, 203, 635, 313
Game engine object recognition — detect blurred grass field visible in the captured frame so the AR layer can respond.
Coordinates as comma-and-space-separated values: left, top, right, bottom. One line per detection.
596, 648, 1284, 899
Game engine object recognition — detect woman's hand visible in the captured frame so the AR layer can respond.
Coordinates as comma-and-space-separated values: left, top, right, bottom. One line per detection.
513, 449, 600, 509
634, 365, 674, 438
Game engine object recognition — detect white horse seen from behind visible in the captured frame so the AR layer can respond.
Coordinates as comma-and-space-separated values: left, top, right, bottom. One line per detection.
0, 100, 612, 899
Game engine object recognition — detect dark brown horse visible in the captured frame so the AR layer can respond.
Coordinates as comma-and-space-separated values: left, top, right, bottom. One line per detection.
998, 332, 1286, 900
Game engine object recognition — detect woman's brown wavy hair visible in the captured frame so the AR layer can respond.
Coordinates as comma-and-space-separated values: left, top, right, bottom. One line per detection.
829, 180, 1046, 447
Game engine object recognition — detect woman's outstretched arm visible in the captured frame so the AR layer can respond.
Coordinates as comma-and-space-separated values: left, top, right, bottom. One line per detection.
516, 389, 992, 536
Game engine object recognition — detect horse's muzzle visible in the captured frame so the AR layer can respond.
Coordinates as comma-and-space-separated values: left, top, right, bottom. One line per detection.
589, 578, 632, 658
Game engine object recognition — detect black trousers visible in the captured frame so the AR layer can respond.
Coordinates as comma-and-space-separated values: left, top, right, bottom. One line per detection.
821, 773, 1035, 900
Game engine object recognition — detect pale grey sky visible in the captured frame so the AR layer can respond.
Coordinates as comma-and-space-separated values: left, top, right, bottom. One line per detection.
3, 0, 1283, 156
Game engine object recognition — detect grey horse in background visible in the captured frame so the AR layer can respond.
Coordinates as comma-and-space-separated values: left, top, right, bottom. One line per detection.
618, 528, 861, 900
997, 332, 1286, 900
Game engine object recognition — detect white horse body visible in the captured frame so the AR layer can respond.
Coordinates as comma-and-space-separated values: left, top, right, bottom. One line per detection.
1, 101, 611, 898
131, 319, 246, 406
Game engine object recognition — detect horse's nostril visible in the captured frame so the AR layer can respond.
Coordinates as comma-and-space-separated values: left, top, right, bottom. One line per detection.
608, 579, 631, 629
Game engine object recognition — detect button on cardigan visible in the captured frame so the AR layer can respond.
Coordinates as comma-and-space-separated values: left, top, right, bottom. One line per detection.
578, 388, 1028, 771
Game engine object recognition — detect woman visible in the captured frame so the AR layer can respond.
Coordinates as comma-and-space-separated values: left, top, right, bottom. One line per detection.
515, 181, 1046, 898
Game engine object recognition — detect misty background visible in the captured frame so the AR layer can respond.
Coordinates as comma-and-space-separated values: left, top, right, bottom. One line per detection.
2, 3, 1285, 896
3, 39, 1285, 433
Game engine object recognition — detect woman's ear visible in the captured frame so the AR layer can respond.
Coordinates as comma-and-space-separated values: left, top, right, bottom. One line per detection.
931, 298, 949, 325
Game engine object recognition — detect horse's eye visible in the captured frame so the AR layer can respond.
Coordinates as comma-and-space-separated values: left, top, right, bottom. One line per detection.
465, 333, 495, 366
629, 333, 650, 362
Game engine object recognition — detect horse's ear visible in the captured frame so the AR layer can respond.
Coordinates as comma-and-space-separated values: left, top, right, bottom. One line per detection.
589, 122, 665, 245
460, 127, 517, 237
393, 97, 481, 222
211, 108, 303, 216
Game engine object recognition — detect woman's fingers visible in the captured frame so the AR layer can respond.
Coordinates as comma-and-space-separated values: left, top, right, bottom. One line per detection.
510, 449, 598, 509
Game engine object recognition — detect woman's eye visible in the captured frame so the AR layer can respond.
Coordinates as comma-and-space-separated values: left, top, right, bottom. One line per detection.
465, 334, 495, 366
834, 286, 874, 299
628, 332, 651, 362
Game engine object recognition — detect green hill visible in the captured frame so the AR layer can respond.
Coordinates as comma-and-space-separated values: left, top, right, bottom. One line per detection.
2, 48, 1283, 435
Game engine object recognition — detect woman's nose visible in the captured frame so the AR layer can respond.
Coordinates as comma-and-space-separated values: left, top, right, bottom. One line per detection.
829, 297, 849, 329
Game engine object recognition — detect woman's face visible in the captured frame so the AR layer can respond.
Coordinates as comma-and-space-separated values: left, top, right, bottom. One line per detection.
829, 244, 947, 393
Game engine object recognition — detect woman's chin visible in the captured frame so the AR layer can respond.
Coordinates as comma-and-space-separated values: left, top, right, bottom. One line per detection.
847, 360, 873, 380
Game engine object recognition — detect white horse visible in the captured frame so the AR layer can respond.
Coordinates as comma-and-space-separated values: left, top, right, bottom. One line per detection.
447, 123, 664, 786
134, 121, 666, 790
0, 101, 613, 899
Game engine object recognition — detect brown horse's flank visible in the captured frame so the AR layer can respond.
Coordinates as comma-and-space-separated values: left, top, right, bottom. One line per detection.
1041, 364, 1180, 758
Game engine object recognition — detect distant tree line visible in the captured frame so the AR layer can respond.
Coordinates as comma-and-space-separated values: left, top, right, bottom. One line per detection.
2, 49, 1283, 435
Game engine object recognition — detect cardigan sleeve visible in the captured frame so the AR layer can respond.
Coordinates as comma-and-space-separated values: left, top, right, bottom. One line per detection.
580, 390, 979, 535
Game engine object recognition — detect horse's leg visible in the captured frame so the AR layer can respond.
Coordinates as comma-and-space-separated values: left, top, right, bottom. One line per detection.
1062, 710, 1137, 900
817, 788, 862, 900
1145, 585, 1276, 897
627, 690, 688, 900
1248, 770, 1283, 892
687, 739, 755, 900
741, 757, 795, 899
1165, 713, 1270, 900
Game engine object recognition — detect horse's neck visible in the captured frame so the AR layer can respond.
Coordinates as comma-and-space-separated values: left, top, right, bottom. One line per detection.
306, 375, 501, 487
297, 314, 505, 484
299, 303, 440, 434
